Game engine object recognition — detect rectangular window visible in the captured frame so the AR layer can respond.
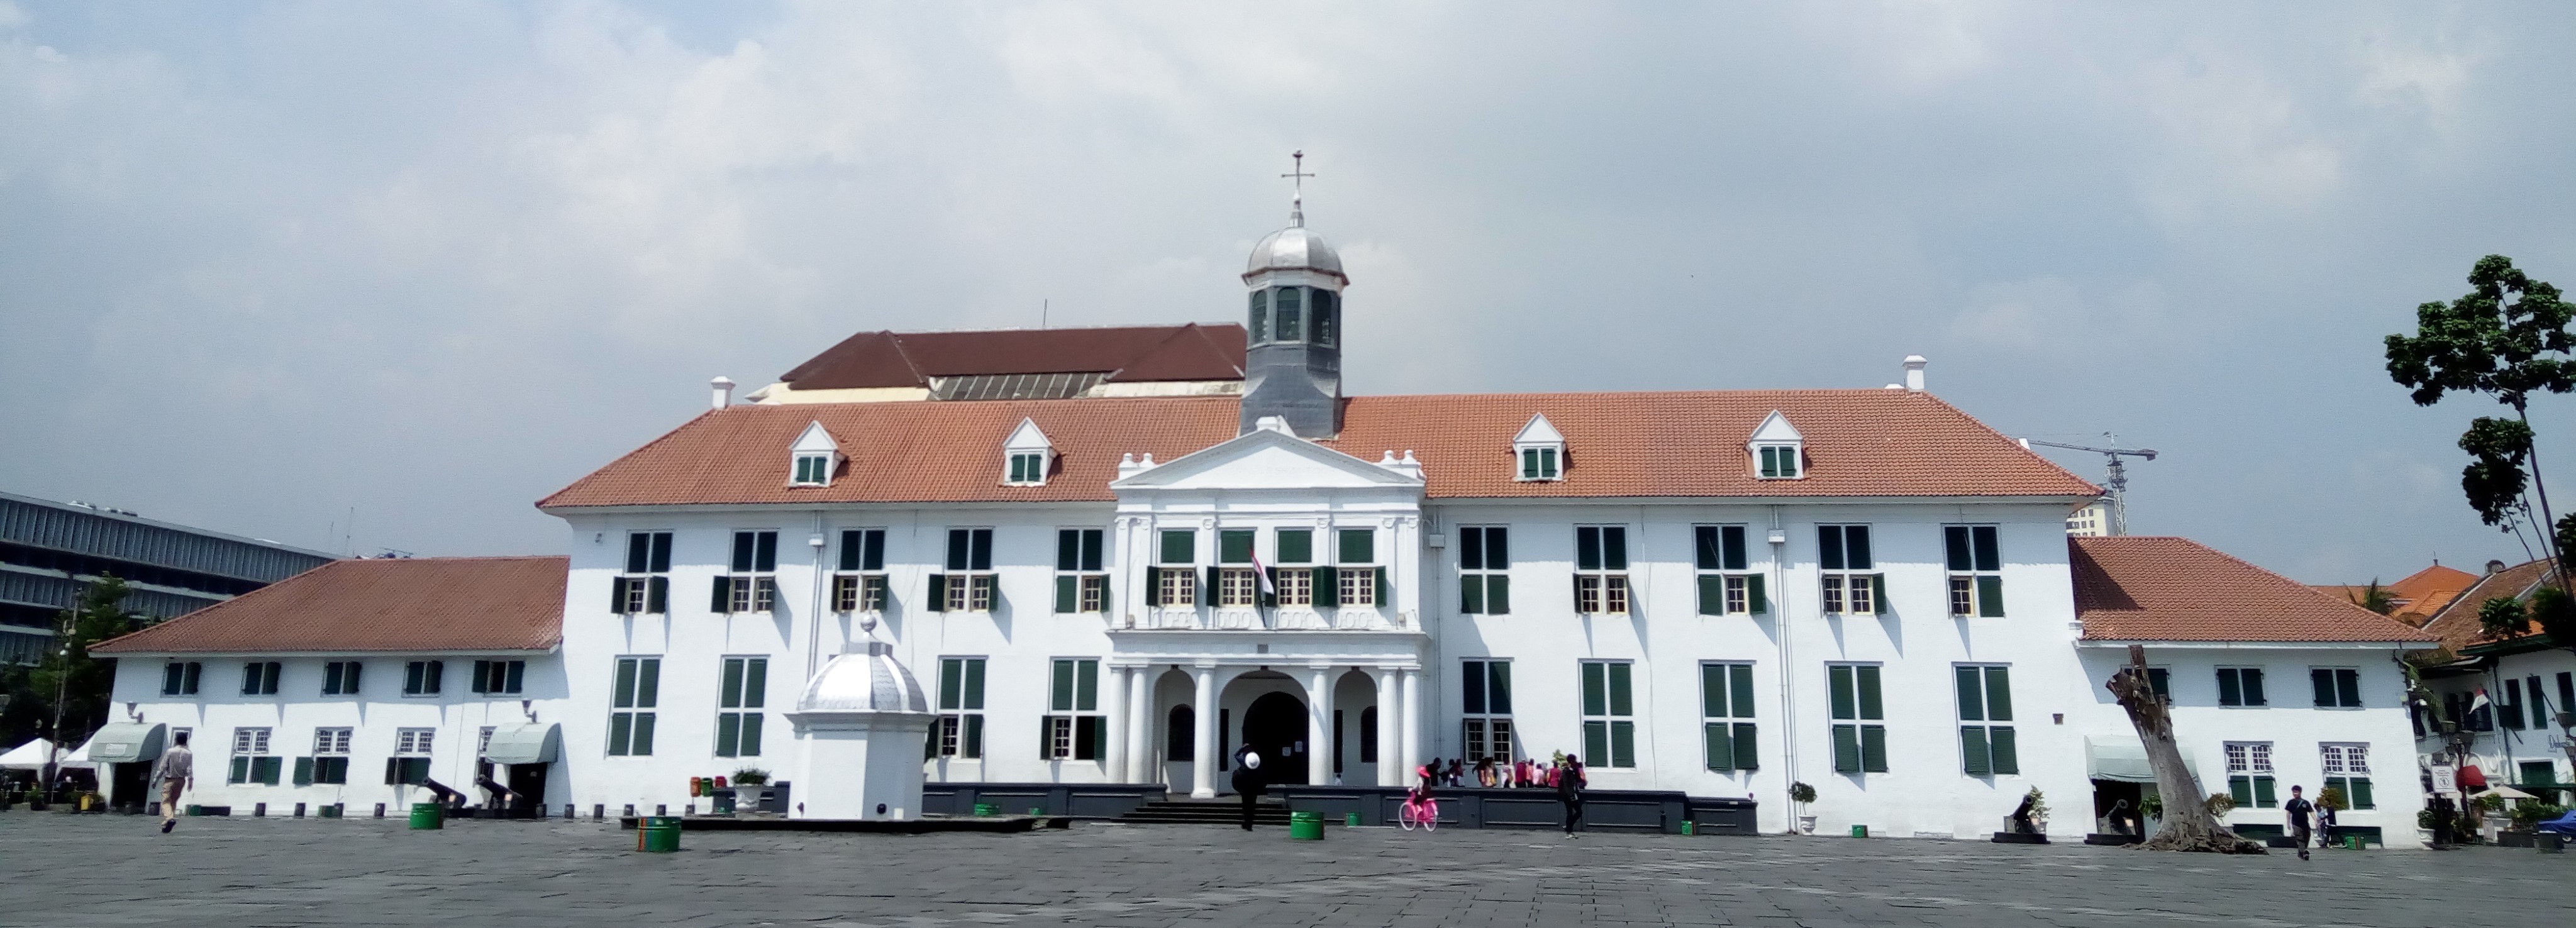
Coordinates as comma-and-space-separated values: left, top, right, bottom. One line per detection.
1574, 526, 1631, 614
1458, 526, 1511, 615
1828, 664, 1888, 773
1334, 528, 1382, 609
1519, 446, 1561, 480
240, 661, 281, 696
2148, 667, 2171, 699
833, 528, 889, 613
1701, 663, 1759, 771
395, 727, 435, 755
2503, 678, 2528, 729
1461, 660, 1514, 763
228, 727, 280, 786
1579, 660, 1637, 768
1053, 528, 1108, 613
1041, 658, 1105, 761
2216, 667, 2268, 707
304, 727, 352, 785
606, 656, 660, 756
713, 529, 782, 614
1942, 525, 2005, 617
932, 658, 986, 759
1006, 451, 1046, 485
2226, 741, 2276, 808
613, 531, 673, 615
1818, 526, 1882, 615
469, 660, 525, 695
161, 661, 203, 696
715, 656, 767, 758
402, 660, 444, 697
1274, 528, 1314, 608
794, 453, 830, 485
1693, 525, 1766, 616
1955, 665, 2019, 776
321, 661, 362, 696
2310, 668, 2362, 708
2319, 743, 2374, 810
931, 528, 998, 612
1757, 444, 1800, 478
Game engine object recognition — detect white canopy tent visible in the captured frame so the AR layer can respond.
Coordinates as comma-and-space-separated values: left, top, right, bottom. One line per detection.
0, 737, 94, 771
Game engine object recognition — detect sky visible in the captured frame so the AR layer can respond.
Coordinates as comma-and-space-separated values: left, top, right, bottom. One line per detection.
3, 2, 2572, 583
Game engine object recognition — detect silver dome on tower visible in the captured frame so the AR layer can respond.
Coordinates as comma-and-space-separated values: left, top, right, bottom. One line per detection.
1239, 152, 1347, 439
1243, 197, 1346, 283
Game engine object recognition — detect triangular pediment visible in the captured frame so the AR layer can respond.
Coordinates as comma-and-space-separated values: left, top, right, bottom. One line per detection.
1004, 417, 1052, 451
1749, 411, 1802, 445
1513, 414, 1563, 446
1113, 428, 1424, 491
791, 421, 840, 454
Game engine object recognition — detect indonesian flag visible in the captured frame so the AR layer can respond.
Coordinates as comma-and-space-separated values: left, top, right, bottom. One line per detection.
1251, 550, 1275, 595
2469, 687, 2493, 715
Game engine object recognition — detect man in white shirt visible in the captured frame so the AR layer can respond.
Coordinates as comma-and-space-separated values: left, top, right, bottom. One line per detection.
152, 731, 194, 833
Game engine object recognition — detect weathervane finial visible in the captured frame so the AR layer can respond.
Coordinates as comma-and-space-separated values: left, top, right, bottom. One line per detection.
1280, 150, 1314, 227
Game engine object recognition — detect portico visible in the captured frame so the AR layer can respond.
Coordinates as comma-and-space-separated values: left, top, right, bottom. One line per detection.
1106, 627, 1425, 797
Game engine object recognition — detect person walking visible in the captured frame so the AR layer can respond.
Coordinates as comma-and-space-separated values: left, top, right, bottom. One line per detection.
152, 731, 194, 834
1557, 755, 1587, 836
1231, 745, 1265, 831
2314, 795, 2338, 850
2282, 785, 2315, 861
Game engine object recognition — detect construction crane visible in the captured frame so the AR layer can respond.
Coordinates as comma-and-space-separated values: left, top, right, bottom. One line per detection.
2024, 435, 2158, 536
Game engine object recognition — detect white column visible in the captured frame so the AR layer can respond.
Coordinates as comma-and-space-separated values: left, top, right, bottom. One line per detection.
1126, 667, 1153, 785
1400, 668, 1423, 787
1103, 666, 1128, 785
1190, 666, 1218, 798
1307, 666, 1334, 787
1375, 668, 1400, 786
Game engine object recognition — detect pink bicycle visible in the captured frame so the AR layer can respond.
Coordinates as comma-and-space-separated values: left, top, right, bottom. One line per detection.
1397, 790, 1438, 831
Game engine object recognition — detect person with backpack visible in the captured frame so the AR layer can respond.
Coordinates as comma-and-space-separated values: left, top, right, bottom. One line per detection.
1557, 754, 1587, 835
2282, 785, 2315, 861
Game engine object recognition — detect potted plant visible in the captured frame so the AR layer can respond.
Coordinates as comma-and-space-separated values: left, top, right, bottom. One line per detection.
732, 768, 770, 785
2138, 791, 2164, 825
729, 768, 772, 813
1789, 782, 1818, 834
2316, 787, 2348, 844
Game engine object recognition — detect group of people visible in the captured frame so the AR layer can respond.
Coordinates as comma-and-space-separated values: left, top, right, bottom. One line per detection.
1413, 751, 1591, 834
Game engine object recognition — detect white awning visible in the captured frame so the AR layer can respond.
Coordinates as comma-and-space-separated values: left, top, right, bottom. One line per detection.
0, 737, 92, 770
482, 722, 559, 765
80, 723, 166, 763
2087, 736, 2201, 784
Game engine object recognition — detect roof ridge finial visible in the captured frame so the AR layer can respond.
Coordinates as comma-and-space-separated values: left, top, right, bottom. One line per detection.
1280, 150, 1313, 228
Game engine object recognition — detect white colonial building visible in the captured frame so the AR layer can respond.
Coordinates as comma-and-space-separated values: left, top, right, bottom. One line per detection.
94, 199, 2439, 842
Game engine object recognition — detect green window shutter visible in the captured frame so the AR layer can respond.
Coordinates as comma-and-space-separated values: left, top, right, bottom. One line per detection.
1314, 566, 1338, 609
1607, 663, 1633, 716
1701, 664, 1727, 718
2253, 776, 2276, 808
1609, 721, 1635, 768
608, 714, 632, 755
2243, 668, 2265, 705
632, 714, 655, 754
1488, 662, 1512, 714
1694, 526, 1723, 571
2217, 669, 2242, 706
230, 756, 249, 784
926, 722, 940, 760
1729, 666, 1755, 719
1829, 666, 1856, 720
1697, 574, 1724, 616
292, 757, 314, 787
740, 659, 763, 709
1161, 529, 1193, 564
925, 575, 947, 612
2350, 777, 2373, 809
2229, 775, 2252, 807
1871, 574, 1889, 614
1220, 529, 1253, 563
1340, 529, 1374, 564
940, 659, 962, 710
1989, 726, 2018, 775
1582, 663, 1607, 716
2311, 669, 2334, 707
963, 659, 985, 710
383, 757, 401, 785
1055, 575, 1077, 614
1201, 566, 1216, 606
721, 659, 745, 709
1040, 717, 1054, 758
1705, 722, 1733, 770
711, 575, 731, 612
2335, 669, 2361, 707
964, 715, 984, 758
1051, 660, 1075, 712
1831, 725, 1860, 773
1860, 725, 1888, 773
1076, 660, 1098, 712
1960, 726, 1990, 776
609, 577, 628, 614
1976, 576, 2004, 617
1955, 666, 1985, 721
1583, 721, 1609, 768
1746, 575, 1767, 614
1461, 575, 1484, 614
1857, 666, 1884, 720
1984, 667, 2012, 721
1732, 724, 1758, 770
1376, 566, 1389, 604
1487, 575, 1509, 614
258, 757, 282, 785
1945, 526, 1974, 571
1261, 568, 1279, 608
1145, 570, 1162, 607
740, 714, 763, 756
645, 577, 667, 614
1277, 529, 1311, 563
716, 714, 740, 757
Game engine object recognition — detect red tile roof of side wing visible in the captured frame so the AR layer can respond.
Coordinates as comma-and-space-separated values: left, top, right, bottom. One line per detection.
780, 324, 1250, 389
2071, 537, 2436, 643
92, 557, 567, 655
539, 390, 2099, 509
2419, 558, 2565, 651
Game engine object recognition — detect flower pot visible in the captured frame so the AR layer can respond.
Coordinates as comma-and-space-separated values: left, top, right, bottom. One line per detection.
1796, 815, 1818, 834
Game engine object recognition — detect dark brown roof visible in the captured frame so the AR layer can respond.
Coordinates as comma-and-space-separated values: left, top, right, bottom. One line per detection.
93, 557, 567, 655
2072, 536, 2436, 643
779, 324, 1248, 390
2419, 558, 2566, 652
538, 390, 2102, 509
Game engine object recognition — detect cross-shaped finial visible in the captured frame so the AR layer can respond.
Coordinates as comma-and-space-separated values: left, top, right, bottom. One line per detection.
1280, 150, 1314, 226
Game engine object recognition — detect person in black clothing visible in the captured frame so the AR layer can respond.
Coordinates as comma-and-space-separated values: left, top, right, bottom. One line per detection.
2429, 794, 2457, 848
1557, 755, 1586, 835
1231, 746, 1265, 831
2282, 785, 2314, 861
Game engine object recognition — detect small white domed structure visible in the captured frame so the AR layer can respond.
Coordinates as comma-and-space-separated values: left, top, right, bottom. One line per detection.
785, 642, 932, 820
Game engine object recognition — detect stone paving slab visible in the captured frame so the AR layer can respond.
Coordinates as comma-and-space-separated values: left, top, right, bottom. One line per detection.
1, 812, 2567, 927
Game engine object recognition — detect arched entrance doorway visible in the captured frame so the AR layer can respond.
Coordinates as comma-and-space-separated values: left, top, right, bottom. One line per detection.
1240, 692, 1309, 786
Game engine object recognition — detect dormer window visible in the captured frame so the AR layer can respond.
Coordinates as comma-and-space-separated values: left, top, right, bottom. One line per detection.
1002, 417, 1053, 487
1513, 414, 1566, 482
1748, 411, 1804, 480
789, 421, 841, 488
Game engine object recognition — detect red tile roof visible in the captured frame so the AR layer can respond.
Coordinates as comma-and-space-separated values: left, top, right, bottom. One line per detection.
2419, 558, 2566, 652
93, 557, 567, 655
779, 324, 1248, 389
2072, 536, 2436, 643
538, 390, 2101, 509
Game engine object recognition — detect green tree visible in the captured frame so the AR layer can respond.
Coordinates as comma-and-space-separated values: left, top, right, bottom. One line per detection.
20, 577, 145, 774
2385, 255, 2575, 605
2352, 579, 2397, 616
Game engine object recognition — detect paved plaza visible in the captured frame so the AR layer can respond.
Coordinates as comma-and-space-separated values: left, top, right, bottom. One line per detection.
2, 813, 2568, 927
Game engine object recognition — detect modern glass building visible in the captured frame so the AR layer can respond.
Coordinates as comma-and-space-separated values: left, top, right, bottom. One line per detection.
0, 490, 335, 664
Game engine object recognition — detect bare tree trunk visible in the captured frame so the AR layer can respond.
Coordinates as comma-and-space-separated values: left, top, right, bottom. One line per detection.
2108, 645, 2263, 853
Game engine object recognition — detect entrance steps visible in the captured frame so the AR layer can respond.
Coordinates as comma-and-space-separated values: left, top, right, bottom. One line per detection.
1116, 797, 1294, 826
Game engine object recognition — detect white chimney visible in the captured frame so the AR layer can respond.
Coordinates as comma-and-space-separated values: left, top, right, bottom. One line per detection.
710, 376, 735, 409
1902, 355, 1928, 392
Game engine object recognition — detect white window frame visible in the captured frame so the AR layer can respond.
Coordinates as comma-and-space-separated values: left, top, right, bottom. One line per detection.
401, 660, 443, 697
1755, 444, 1801, 479
833, 528, 889, 614
607, 655, 660, 757
1700, 662, 1758, 773
233, 726, 272, 755
1462, 659, 1514, 763
1041, 658, 1105, 761
394, 728, 435, 755
1574, 525, 1631, 615
1579, 660, 1637, 768
715, 656, 766, 759
1006, 451, 1048, 486
1458, 526, 1509, 615
615, 530, 673, 616
724, 529, 781, 614
1817, 524, 1880, 616
1335, 528, 1379, 609
938, 528, 997, 612
792, 452, 832, 487
313, 727, 352, 754
934, 657, 985, 759
1055, 528, 1108, 614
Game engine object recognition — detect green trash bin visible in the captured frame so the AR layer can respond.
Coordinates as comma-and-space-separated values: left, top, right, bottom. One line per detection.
1345, 812, 1360, 827
319, 804, 342, 819
972, 803, 999, 817
1850, 824, 1868, 838
636, 816, 682, 853
409, 803, 445, 830
1288, 810, 1324, 841
184, 804, 203, 817
1682, 820, 1697, 836
2344, 834, 2365, 851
